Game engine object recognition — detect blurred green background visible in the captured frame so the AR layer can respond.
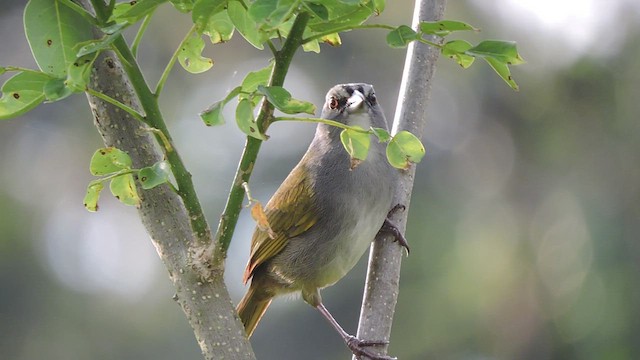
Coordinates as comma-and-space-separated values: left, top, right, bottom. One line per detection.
1, 1, 639, 359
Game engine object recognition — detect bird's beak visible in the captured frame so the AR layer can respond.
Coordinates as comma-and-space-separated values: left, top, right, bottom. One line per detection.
347, 90, 365, 111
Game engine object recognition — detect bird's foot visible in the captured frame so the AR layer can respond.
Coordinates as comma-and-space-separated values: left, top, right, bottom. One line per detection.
381, 218, 410, 255
387, 203, 406, 217
345, 335, 396, 360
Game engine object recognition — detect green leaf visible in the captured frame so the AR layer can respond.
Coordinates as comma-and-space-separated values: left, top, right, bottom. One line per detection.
89, 147, 132, 175
178, 35, 214, 74
370, 127, 391, 143
340, 127, 371, 169
169, 0, 194, 12
248, 0, 277, 23
110, 173, 140, 207
257, 85, 316, 115
110, 0, 167, 23
467, 40, 525, 65
235, 98, 266, 140
419, 20, 477, 37
83, 182, 104, 212
308, 2, 374, 33
74, 30, 124, 57
386, 130, 425, 169
482, 57, 519, 91
320, 33, 341, 47
138, 160, 171, 189
305, 3, 328, 20
442, 40, 475, 68
0, 67, 6, 76
66, 53, 97, 91
24, 0, 94, 77
373, 0, 385, 14
200, 10, 235, 44
466, 41, 524, 90
192, 0, 227, 34
200, 86, 242, 126
249, 0, 296, 30
0, 71, 50, 120
228, 0, 265, 50
43, 78, 73, 102
386, 25, 419, 48
302, 39, 320, 53
241, 63, 274, 94
200, 100, 225, 126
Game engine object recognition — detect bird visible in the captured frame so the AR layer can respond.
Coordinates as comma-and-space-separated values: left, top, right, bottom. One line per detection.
237, 83, 408, 360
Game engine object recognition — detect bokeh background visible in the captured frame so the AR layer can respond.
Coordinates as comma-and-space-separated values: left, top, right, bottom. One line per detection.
1, 1, 639, 359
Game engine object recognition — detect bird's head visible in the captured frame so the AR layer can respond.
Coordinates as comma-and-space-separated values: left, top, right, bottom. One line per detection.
320, 83, 388, 130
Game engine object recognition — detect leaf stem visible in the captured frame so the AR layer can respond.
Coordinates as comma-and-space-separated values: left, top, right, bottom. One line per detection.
155, 25, 197, 98
302, 23, 396, 44
109, 34, 211, 245
86, 88, 148, 124
131, 11, 155, 58
417, 37, 443, 48
274, 116, 370, 133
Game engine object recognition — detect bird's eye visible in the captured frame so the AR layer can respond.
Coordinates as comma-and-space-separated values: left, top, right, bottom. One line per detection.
329, 97, 339, 110
368, 93, 377, 105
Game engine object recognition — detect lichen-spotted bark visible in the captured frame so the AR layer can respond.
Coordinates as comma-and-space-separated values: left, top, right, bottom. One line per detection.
86, 49, 255, 360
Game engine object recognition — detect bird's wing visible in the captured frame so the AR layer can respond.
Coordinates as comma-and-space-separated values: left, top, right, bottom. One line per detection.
242, 164, 318, 283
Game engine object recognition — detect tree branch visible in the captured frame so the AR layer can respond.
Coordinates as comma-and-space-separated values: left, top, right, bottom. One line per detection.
354, 0, 447, 358
212, 11, 311, 264
80, 1, 254, 358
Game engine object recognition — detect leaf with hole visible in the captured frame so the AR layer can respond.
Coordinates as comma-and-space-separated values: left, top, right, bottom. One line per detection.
257, 86, 316, 115
386, 130, 425, 169
89, 147, 132, 175
139, 160, 172, 189
178, 35, 213, 74
110, 173, 140, 207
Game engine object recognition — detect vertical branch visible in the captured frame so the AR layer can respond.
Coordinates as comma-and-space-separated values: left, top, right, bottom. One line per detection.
354, 0, 447, 358
79, 1, 255, 358
212, 12, 310, 264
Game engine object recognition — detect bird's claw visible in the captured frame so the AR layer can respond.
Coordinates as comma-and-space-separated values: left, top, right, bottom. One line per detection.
387, 204, 406, 217
381, 218, 410, 255
345, 335, 396, 360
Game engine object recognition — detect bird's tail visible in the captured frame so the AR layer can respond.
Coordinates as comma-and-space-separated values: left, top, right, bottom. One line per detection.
236, 284, 272, 337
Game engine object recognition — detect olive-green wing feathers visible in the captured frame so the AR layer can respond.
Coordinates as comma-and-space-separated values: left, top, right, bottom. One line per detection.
242, 165, 318, 283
